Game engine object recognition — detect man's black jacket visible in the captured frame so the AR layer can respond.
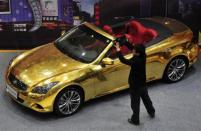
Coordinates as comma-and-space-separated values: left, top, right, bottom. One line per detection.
117, 51, 146, 89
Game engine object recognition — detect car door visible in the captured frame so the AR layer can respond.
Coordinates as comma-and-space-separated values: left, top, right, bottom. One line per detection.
146, 48, 167, 82
93, 57, 120, 97
113, 55, 132, 89
95, 46, 132, 95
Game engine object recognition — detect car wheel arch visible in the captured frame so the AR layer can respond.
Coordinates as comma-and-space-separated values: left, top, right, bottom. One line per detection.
53, 84, 85, 116
59, 84, 85, 101
53, 84, 85, 108
162, 55, 189, 82
168, 55, 189, 68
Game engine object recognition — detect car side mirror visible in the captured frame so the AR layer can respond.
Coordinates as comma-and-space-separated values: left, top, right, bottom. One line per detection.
102, 57, 114, 65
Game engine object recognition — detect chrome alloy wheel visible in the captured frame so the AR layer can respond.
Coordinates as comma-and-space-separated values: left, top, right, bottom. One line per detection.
58, 90, 81, 115
167, 58, 187, 82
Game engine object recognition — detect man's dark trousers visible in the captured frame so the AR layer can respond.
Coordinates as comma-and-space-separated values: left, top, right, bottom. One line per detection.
130, 86, 155, 122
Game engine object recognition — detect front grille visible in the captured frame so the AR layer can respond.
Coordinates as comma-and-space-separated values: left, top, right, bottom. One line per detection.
8, 74, 27, 91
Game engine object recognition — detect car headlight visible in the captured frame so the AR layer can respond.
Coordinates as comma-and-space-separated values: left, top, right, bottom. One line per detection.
31, 82, 59, 94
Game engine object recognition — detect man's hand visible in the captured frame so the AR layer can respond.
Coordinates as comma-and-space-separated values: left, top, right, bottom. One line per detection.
114, 42, 121, 52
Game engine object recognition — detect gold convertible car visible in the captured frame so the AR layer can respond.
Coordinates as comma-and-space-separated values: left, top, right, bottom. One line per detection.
5, 17, 199, 116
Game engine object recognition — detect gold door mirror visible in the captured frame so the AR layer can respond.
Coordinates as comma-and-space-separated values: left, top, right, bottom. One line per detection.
102, 57, 114, 65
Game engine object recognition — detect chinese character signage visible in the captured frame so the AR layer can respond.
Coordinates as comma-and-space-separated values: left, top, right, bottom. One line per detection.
0, 0, 10, 14
40, 0, 58, 16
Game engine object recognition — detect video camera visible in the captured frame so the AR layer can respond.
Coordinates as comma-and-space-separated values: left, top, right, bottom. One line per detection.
114, 35, 128, 46
114, 35, 134, 50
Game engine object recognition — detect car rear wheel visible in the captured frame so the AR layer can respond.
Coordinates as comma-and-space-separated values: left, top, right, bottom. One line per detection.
54, 88, 83, 116
163, 57, 188, 83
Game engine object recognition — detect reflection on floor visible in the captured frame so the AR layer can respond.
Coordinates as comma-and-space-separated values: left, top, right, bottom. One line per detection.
0, 52, 201, 131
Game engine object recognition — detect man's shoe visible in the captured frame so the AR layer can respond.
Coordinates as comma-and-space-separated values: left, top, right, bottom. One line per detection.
149, 112, 155, 118
128, 119, 140, 126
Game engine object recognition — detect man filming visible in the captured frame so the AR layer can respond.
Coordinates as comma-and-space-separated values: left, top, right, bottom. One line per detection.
114, 37, 155, 126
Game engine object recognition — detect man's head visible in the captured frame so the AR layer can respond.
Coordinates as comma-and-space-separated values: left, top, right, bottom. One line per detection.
132, 44, 146, 57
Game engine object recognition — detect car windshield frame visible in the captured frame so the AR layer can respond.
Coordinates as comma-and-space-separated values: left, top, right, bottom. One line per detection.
54, 24, 112, 63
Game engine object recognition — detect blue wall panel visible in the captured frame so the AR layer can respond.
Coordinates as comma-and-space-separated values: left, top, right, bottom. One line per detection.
0, 0, 33, 22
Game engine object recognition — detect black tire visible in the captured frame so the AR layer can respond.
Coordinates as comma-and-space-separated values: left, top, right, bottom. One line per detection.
163, 57, 188, 83
54, 87, 84, 117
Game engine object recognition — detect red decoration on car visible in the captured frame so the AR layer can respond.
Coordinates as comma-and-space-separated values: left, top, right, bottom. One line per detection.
94, 3, 101, 26
126, 20, 158, 45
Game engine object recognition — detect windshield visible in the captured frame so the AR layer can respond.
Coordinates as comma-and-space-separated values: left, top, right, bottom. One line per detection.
55, 24, 111, 63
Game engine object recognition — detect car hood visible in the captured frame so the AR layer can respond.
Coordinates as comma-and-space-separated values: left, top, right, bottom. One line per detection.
10, 43, 86, 87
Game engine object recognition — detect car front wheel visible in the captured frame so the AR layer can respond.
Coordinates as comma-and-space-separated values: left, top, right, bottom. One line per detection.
54, 88, 83, 116
163, 57, 188, 83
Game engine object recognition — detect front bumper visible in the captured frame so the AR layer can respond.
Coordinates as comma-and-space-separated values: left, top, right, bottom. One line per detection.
5, 82, 56, 113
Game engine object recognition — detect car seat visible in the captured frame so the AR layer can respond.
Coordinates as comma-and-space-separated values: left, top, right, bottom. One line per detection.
126, 20, 158, 45
103, 25, 114, 35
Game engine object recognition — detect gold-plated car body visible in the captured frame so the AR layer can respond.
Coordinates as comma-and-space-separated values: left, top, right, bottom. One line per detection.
5, 17, 199, 113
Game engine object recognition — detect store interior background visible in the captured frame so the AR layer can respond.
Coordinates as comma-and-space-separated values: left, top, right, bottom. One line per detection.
0, 1, 201, 131
0, 0, 200, 50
